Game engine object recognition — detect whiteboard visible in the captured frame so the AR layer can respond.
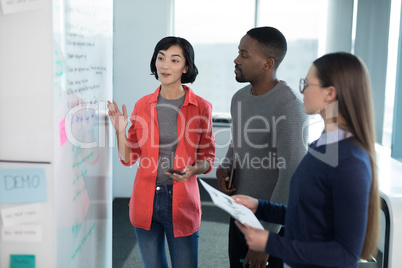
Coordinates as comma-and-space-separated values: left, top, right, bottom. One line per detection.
1, 0, 112, 266
53, 0, 113, 267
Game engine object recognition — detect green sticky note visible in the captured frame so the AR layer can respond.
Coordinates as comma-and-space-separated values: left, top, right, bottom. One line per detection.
10, 255, 35, 268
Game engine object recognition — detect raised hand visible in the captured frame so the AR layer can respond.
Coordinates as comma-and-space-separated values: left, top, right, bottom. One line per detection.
107, 100, 128, 134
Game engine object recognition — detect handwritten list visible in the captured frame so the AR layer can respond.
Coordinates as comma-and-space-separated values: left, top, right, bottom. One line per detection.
53, 0, 112, 266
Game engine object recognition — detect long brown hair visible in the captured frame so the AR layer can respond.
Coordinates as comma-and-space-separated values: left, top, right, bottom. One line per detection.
313, 52, 380, 259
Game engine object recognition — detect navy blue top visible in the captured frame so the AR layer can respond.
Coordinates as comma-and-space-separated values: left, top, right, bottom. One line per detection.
256, 137, 372, 268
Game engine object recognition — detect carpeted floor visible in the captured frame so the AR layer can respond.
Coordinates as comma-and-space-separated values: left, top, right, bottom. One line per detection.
112, 179, 230, 268
113, 179, 384, 268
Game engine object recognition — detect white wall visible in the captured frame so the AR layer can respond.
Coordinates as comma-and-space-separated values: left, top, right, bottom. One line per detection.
0, 1, 55, 267
113, 0, 172, 198
0, 1, 53, 162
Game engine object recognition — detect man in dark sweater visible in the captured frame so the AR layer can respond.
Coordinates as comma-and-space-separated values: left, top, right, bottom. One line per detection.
216, 27, 308, 268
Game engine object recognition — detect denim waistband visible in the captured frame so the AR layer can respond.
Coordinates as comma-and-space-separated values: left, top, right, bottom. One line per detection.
155, 184, 173, 193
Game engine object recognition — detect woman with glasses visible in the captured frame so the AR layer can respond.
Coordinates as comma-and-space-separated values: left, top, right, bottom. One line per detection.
232, 52, 379, 268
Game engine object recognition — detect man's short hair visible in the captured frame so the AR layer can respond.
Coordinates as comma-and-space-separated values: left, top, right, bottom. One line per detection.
247, 26, 287, 69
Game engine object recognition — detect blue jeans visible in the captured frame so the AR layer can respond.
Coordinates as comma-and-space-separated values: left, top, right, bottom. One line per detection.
134, 184, 199, 268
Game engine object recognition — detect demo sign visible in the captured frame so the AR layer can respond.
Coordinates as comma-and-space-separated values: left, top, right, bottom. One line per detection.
0, 168, 47, 204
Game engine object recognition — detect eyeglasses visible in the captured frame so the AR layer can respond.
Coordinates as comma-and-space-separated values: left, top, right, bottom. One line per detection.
299, 78, 327, 93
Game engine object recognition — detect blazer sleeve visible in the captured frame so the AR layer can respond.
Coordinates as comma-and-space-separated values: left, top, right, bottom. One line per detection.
196, 100, 216, 174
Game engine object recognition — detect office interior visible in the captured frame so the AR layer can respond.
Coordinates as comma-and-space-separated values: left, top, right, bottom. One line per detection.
1, 0, 402, 267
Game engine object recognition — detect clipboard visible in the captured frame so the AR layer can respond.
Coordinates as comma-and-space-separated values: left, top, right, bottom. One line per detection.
199, 179, 264, 230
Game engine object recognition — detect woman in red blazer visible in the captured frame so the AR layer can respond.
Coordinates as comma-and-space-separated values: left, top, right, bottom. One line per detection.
107, 36, 215, 268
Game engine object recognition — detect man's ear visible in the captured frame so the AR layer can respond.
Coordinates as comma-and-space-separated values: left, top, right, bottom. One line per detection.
264, 58, 275, 70
324, 86, 337, 102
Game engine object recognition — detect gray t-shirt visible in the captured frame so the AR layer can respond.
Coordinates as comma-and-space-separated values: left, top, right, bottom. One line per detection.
219, 81, 308, 232
155, 93, 186, 185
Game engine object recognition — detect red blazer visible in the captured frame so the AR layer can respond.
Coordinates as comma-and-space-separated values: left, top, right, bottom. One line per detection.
120, 85, 215, 237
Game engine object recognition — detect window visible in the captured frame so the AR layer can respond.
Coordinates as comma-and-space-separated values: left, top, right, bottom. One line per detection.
174, 0, 328, 142
174, 0, 255, 114
258, 0, 328, 142
257, 0, 328, 96
382, 0, 401, 150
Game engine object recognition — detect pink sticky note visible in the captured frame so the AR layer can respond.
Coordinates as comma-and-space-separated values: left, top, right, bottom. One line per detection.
60, 118, 67, 145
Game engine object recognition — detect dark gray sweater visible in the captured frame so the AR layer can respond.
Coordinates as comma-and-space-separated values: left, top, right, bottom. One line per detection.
220, 81, 308, 232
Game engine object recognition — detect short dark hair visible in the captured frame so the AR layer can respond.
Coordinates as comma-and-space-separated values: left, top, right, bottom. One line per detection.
247, 26, 287, 69
150, 36, 198, 84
